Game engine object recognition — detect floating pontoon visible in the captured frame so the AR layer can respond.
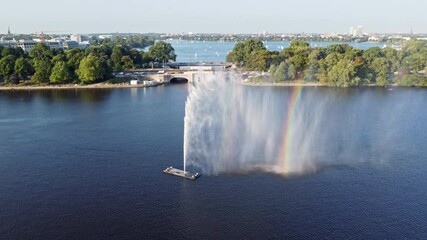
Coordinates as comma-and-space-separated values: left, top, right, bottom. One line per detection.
163, 166, 201, 180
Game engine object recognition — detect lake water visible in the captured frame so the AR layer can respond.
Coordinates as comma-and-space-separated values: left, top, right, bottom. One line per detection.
0, 86, 426, 239
167, 40, 386, 62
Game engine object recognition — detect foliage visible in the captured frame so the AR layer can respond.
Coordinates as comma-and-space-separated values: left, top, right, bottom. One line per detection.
92, 35, 155, 49
398, 74, 427, 87
14, 57, 33, 79
0, 35, 162, 85
228, 39, 427, 87
227, 39, 266, 67
111, 46, 126, 71
50, 61, 72, 84
121, 56, 134, 69
32, 60, 52, 83
66, 48, 85, 77
76, 54, 105, 84
246, 50, 269, 71
148, 41, 176, 63
0, 55, 16, 80
327, 59, 357, 87
29, 43, 52, 62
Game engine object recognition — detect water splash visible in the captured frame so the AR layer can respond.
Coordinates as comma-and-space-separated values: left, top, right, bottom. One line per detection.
183, 72, 330, 176
183, 72, 402, 176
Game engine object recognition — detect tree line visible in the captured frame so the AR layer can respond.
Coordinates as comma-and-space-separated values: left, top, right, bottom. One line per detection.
0, 40, 176, 85
91, 35, 156, 49
227, 39, 427, 87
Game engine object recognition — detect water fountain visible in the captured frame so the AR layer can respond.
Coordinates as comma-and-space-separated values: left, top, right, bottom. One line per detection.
182, 71, 330, 176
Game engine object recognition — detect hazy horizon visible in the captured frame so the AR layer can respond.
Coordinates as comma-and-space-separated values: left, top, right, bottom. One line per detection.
1, 0, 426, 34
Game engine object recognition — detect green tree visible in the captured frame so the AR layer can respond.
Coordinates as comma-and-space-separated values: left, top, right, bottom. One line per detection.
227, 39, 266, 68
303, 66, 318, 82
226, 42, 245, 65
66, 48, 85, 76
273, 62, 287, 82
29, 43, 52, 61
370, 57, 391, 86
141, 51, 154, 65
287, 40, 310, 72
0, 46, 4, 59
287, 63, 297, 80
111, 45, 126, 71
14, 57, 33, 79
269, 64, 277, 75
327, 59, 357, 87
29, 43, 53, 83
246, 49, 269, 71
382, 47, 402, 72
129, 49, 143, 66
32, 60, 52, 83
402, 53, 426, 72
304, 49, 325, 82
76, 54, 105, 84
362, 47, 383, 64
148, 41, 177, 64
51, 54, 66, 66
2, 47, 24, 58
121, 56, 134, 69
0, 55, 16, 80
243, 39, 266, 61
50, 61, 72, 84
325, 44, 347, 55
85, 45, 112, 59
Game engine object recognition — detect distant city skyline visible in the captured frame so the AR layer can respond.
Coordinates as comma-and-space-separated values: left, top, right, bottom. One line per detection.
1, 0, 425, 34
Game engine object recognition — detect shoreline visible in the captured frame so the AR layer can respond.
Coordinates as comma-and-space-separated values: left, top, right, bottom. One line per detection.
241, 81, 324, 87
0, 83, 163, 91
239, 80, 413, 88
0, 81, 421, 91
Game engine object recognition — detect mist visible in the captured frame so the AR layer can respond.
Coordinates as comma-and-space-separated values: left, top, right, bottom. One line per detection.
183, 72, 411, 176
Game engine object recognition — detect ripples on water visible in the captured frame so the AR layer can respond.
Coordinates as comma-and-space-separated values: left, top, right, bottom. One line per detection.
0, 86, 426, 239
168, 40, 385, 62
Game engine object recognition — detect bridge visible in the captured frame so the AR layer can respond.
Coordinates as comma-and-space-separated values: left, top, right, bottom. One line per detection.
149, 70, 217, 83
165, 62, 233, 69
128, 62, 235, 84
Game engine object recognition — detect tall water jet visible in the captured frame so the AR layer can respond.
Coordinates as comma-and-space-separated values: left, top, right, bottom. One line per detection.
181, 70, 411, 178
183, 71, 331, 176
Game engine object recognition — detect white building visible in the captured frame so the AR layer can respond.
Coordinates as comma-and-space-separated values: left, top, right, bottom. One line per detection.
130, 79, 142, 85
63, 40, 79, 50
70, 34, 82, 43
78, 42, 90, 49
18, 40, 63, 52
143, 80, 158, 86
99, 35, 112, 40
0, 39, 18, 48
355, 25, 364, 36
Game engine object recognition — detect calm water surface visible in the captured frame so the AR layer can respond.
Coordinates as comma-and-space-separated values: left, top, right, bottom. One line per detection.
0, 86, 426, 239
167, 40, 386, 62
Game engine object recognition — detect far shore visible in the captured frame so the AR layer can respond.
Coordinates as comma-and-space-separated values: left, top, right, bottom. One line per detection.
241, 81, 323, 87
0, 83, 163, 91
240, 81, 399, 88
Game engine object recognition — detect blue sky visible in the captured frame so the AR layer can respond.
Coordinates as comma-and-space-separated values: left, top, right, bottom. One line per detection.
1, 0, 425, 34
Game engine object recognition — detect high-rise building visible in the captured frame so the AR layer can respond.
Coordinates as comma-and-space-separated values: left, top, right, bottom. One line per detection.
70, 34, 82, 43
349, 25, 364, 37
356, 25, 363, 36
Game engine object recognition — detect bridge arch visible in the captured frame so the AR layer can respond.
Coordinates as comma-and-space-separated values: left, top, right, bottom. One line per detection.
170, 77, 189, 84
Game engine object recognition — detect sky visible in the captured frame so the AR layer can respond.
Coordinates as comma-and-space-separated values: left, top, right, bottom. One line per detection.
1, 0, 425, 34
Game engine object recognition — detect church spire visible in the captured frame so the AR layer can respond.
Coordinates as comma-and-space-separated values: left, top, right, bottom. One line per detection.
7, 26, 11, 35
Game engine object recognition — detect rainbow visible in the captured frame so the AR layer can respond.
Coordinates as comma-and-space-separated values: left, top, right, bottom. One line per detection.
279, 85, 303, 174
